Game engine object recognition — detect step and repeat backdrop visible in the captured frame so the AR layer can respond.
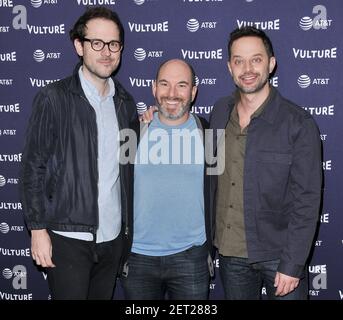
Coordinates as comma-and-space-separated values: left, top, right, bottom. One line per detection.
0, 0, 342, 300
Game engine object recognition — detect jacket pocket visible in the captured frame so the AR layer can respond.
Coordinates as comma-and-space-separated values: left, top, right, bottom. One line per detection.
46, 160, 62, 202
256, 151, 292, 164
256, 151, 292, 211
256, 210, 288, 249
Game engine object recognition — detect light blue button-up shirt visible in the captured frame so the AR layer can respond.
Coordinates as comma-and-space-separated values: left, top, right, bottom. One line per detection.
53, 67, 121, 243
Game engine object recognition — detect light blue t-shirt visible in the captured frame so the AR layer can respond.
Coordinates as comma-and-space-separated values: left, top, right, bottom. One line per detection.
132, 113, 206, 256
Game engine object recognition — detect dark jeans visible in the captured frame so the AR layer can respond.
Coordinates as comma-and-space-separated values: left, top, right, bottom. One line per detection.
47, 230, 123, 300
219, 256, 308, 300
121, 243, 210, 300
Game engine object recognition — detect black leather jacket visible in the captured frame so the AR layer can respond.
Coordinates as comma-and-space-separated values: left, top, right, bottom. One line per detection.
21, 64, 138, 244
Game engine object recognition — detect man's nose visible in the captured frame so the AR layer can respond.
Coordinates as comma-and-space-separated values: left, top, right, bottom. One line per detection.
243, 60, 253, 72
167, 85, 177, 97
101, 44, 112, 56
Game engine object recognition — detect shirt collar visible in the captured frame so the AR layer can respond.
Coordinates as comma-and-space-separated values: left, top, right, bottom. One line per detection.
78, 66, 115, 99
233, 85, 277, 124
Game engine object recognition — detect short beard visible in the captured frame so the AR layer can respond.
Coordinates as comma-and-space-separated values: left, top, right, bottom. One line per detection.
156, 99, 191, 120
235, 74, 269, 94
83, 60, 114, 80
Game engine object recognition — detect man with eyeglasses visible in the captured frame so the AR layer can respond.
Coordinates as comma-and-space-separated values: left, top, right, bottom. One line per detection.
21, 7, 138, 299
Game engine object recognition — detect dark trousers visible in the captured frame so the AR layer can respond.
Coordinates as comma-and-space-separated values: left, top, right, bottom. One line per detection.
47, 230, 123, 300
121, 243, 210, 300
219, 256, 308, 300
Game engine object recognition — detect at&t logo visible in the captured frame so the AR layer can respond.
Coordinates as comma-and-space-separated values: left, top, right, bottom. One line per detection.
134, 48, 146, 61
299, 5, 332, 30
2, 265, 27, 289
0, 175, 6, 187
136, 102, 147, 115
187, 19, 199, 32
33, 49, 44, 62
0, 222, 10, 234
0, 79, 13, 86
298, 75, 311, 88
186, 18, 217, 32
0, 129, 17, 136
0, 26, 10, 32
133, 0, 145, 5
297, 75, 329, 88
33, 49, 61, 62
194, 76, 217, 86
31, 0, 58, 7
0, 222, 24, 233
134, 48, 163, 61
31, 0, 42, 7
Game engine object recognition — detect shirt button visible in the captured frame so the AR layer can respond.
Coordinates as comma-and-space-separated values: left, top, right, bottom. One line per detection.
229, 204, 233, 208
231, 182, 235, 186
227, 224, 231, 229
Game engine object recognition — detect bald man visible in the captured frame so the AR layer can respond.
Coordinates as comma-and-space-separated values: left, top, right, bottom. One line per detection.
120, 59, 214, 300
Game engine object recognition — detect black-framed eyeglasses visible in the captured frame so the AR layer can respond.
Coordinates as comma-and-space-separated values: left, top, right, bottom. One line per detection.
82, 38, 122, 53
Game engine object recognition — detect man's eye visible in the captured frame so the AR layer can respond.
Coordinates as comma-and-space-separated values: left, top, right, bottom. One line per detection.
252, 58, 262, 63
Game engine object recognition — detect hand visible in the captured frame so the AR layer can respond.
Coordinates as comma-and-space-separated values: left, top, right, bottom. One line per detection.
274, 272, 299, 296
31, 229, 56, 268
139, 105, 158, 123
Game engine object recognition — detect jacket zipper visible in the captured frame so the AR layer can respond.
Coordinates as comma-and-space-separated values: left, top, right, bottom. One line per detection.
80, 94, 100, 234
115, 98, 130, 237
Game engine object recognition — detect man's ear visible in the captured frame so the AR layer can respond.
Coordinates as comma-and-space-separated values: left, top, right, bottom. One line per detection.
191, 85, 198, 103
152, 80, 157, 98
269, 56, 276, 74
74, 39, 84, 57
227, 61, 233, 76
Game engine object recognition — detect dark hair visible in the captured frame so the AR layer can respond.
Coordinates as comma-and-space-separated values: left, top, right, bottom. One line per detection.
156, 59, 196, 87
228, 26, 274, 60
69, 6, 124, 45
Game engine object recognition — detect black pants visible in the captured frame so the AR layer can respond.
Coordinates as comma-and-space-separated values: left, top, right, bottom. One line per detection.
47, 230, 123, 300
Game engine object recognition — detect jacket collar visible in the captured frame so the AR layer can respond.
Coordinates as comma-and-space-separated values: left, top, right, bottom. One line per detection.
256, 86, 280, 125
228, 86, 281, 125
